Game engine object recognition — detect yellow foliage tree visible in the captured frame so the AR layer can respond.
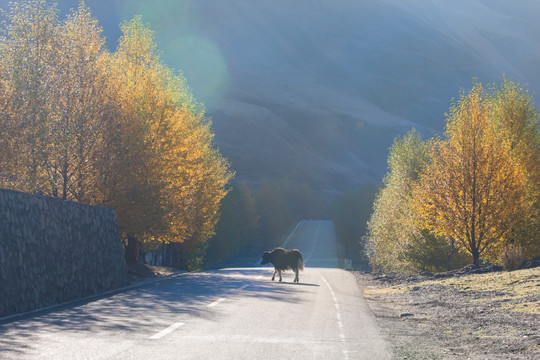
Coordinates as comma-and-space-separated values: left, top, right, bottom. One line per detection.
0, 2, 233, 266
48, 2, 112, 201
489, 79, 540, 258
0, 1, 112, 202
365, 129, 462, 273
0, 0, 59, 193
414, 83, 528, 266
101, 17, 232, 262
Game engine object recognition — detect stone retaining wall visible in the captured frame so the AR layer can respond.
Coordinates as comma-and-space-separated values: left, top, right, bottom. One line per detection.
0, 188, 129, 318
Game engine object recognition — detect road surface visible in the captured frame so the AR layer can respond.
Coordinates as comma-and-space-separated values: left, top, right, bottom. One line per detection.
0, 220, 391, 359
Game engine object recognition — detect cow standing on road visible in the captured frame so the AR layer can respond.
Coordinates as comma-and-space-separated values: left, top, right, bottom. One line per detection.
261, 248, 304, 283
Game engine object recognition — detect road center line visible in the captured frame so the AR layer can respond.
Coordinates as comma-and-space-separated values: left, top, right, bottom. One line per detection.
305, 222, 320, 264
149, 322, 184, 339
320, 274, 349, 360
207, 297, 226, 308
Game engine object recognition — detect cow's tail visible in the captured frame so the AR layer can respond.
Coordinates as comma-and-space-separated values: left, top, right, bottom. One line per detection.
297, 252, 305, 271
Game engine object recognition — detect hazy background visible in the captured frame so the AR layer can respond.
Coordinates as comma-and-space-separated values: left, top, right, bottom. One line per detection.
3, 0, 540, 195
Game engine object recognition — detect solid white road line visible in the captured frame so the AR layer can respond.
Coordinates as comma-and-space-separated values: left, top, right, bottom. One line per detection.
149, 322, 184, 339
207, 298, 226, 308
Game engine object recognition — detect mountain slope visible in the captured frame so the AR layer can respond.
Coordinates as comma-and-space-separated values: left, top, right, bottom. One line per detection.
3, 0, 540, 193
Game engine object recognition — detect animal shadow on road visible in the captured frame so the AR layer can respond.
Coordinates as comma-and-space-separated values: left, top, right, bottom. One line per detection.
273, 281, 319, 287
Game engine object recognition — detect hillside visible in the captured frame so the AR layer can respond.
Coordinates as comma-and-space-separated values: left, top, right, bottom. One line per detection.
3, 0, 540, 193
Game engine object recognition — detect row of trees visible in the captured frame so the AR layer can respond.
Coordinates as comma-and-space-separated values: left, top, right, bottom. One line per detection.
0, 0, 233, 266
367, 79, 540, 272
205, 179, 326, 266
333, 185, 378, 267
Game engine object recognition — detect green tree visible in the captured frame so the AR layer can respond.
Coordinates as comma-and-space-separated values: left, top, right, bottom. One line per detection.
366, 129, 432, 272
334, 185, 378, 265
279, 179, 325, 220
206, 182, 259, 265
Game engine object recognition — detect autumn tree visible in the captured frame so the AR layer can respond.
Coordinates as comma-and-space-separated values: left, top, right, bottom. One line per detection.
366, 129, 434, 272
103, 16, 232, 264
47, 2, 113, 201
488, 79, 540, 258
0, 0, 59, 192
0, 2, 232, 266
414, 83, 528, 266
0, 1, 112, 202
103, 16, 179, 254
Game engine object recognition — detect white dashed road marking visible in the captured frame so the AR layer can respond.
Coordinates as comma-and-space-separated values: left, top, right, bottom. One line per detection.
149, 322, 184, 339
207, 298, 226, 308
150, 279, 252, 339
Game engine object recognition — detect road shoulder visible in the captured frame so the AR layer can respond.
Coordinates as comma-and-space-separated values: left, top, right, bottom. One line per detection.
354, 269, 540, 360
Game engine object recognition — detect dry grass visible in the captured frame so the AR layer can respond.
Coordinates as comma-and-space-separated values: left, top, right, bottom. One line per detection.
426, 268, 539, 314
360, 267, 540, 359
363, 267, 540, 314
362, 286, 409, 296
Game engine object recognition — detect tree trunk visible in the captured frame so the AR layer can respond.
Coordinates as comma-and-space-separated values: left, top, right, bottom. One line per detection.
125, 235, 139, 264
472, 246, 480, 267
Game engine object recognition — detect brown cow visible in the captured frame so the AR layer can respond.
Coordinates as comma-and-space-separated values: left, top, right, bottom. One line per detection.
261, 247, 304, 283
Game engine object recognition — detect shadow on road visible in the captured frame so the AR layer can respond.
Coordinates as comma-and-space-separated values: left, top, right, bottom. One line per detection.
0, 267, 313, 358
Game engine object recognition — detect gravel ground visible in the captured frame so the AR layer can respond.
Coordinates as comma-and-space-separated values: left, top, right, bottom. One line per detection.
127, 262, 182, 283
355, 267, 540, 360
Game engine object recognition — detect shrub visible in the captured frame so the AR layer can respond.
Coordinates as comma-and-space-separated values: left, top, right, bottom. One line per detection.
500, 243, 524, 271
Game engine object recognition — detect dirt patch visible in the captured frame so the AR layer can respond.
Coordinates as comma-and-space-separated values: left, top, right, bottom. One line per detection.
356, 267, 540, 360
126, 262, 181, 283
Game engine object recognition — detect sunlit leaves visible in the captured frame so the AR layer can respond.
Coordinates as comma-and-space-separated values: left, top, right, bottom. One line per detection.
368, 80, 539, 272
413, 83, 530, 265
102, 16, 233, 248
488, 79, 540, 258
366, 129, 432, 273
0, 1, 233, 257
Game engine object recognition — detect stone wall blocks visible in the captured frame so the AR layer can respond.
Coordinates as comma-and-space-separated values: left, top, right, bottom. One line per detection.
0, 188, 129, 318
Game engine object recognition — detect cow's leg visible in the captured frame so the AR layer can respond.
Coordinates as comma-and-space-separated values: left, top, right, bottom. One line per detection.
271, 269, 276, 281
278, 269, 282, 282
293, 268, 299, 282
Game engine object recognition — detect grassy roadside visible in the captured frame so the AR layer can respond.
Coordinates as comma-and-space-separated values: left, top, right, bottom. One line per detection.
364, 267, 540, 314
358, 267, 540, 359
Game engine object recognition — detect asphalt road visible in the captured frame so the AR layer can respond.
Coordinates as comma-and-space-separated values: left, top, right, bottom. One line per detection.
0, 220, 391, 359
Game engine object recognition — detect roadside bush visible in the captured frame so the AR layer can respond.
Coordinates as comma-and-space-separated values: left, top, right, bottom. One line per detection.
500, 243, 524, 271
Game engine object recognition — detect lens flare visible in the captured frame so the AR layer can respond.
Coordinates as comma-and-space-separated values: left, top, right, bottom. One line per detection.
119, 0, 229, 108
163, 35, 229, 109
